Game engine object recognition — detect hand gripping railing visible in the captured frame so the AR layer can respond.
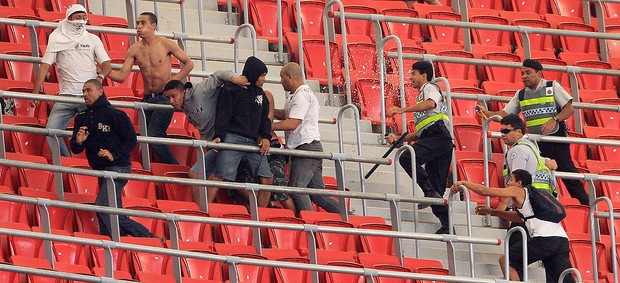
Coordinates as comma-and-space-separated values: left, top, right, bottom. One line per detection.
452, 185, 475, 277
323, 0, 351, 105
503, 226, 528, 282
377, 35, 404, 139
591, 197, 617, 283
336, 104, 367, 217
394, 145, 419, 259
234, 23, 258, 73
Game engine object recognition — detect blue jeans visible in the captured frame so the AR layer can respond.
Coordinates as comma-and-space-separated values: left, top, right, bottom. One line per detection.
215, 133, 273, 181
46, 95, 87, 157
288, 141, 341, 214
145, 94, 178, 165
95, 165, 153, 238
191, 148, 272, 179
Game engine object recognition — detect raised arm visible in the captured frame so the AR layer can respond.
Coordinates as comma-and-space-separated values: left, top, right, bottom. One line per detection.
107, 48, 136, 83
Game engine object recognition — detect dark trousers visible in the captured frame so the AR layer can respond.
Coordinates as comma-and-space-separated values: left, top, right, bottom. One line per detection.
96, 165, 153, 238
509, 236, 575, 283
538, 141, 589, 205
145, 94, 178, 165
399, 127, 454, 228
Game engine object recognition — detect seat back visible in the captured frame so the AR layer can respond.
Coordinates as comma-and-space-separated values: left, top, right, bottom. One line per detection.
355, 79, 396, 127
511, 0, 548, 13
558, 23, 597, 54
575, 61, 614, 91
513, 19, 553, 51
294, 1, 325, 35
358, 223, 394, 255
483, 52, 522, 83
470, 16, 512, 47
551, 0, 584, 18
435, 50, 477, 80
381, 9, 422, 41
427, 12, 463, 45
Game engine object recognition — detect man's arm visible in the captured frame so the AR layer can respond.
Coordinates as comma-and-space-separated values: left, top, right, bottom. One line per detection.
69, 116, 86, 154
167, 40, 194, 81
273, 109, 286, 120
107, 49, 136, 83
272, 118, 301, 131
452, 180, 521, 199
98, 60, 112, 81
387, 99, 435, 116
33, 63, 51, 94
476, 206, 523, 223
541, 101, 574, 135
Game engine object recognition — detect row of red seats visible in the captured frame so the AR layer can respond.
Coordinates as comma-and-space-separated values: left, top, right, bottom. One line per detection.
0, 0, 75, 13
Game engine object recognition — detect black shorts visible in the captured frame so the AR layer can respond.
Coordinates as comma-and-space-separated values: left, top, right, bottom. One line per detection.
509, 236, 574, 282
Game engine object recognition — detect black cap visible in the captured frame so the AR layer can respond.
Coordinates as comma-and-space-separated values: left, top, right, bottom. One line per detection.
522, 59, 543, 71
412, 61, 433, 72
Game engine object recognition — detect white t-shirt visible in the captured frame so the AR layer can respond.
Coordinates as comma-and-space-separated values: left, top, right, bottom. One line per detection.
41, 33, 110, 96
284, 84, 321, 149
503, 79, 572, 115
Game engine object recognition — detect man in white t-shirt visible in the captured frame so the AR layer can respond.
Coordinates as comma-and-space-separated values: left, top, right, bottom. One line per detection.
33, 4, 112, 157
272, 62, 342, 214
452, 170, 574, 283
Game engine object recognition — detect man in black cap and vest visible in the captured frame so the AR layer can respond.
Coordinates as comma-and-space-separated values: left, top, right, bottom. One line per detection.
387, 61, 454, 234
480, 59, 589, 205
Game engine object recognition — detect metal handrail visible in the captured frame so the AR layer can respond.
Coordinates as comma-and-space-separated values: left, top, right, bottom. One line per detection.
590, 197, 616, 283
503, 226, 528, 282
451, 185, 475, 277
394, 145, 420, 258
233, 24, 258, 73
0, 263, 135, 283
0, 227, 504, 283
336, 104, 367, 216
323, 0, 349, 105
559, 268, 583, 283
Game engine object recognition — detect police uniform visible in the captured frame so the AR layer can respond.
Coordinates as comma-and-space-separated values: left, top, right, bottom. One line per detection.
399, 82, 454, 232
503, 78, 589, 205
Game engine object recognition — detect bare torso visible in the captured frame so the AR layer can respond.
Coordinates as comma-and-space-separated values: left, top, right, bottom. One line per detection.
131, 36, 174, 94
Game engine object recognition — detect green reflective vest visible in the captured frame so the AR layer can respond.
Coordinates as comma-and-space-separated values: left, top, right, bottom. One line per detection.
503, 139, 557, 197
518, 81, 559, 135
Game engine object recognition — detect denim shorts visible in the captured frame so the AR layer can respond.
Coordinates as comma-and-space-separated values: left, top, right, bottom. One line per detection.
214, 133, 272, 181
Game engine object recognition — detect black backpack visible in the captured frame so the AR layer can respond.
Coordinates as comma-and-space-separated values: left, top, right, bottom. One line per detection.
517, 185, 566, 223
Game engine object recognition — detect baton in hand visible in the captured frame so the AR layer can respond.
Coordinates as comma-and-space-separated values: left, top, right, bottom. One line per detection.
364, 132, 408, 179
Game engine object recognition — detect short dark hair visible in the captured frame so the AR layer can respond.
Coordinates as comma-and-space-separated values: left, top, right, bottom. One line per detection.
512, 169, 532, 187
84, 78, 103, 90
412, 61, 434, 82
140, 12, 157, 25
163, 80, 186, 92
500, 114, 526, 134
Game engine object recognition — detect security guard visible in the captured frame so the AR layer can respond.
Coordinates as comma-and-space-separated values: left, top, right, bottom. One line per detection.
387, 61, 454, 234
479, 59, 589, 205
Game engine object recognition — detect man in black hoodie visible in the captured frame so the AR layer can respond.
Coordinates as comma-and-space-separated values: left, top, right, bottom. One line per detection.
208, 56, 273, 205
70, 79, 153, 238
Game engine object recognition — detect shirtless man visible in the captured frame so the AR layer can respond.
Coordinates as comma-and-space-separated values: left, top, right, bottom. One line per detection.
108, 12, 194, 164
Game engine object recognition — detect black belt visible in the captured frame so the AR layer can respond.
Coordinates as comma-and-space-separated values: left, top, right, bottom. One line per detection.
144, 92, 163, 100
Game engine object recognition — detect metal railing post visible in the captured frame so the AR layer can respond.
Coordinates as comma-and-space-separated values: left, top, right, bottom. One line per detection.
104, 172, 121, 242
276, 0, 285, 63
482, 115, 503, 224
198, 0, 207, 71
167, 217, 182, 283
559, 268, 582, 283
136, 105, 151, 171
590, 197, 616, 283
336, 104, 366, 215
378, 35, 404, 140
48, 129, 65, 201
333, 156, 349, 222
38, 204, 55, 269
453, 185, 475, 277
394, 145, 419, 258
324, 0, 350, 104
234, 24, 258, 73
246, 184, 263, 254
503, 226, 528, 281
0, 110, 5, 159
196, 147, 209, 212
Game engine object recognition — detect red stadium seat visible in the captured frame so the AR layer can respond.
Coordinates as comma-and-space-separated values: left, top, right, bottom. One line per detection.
354, 78, 396, 127
326, 261, 365, 283
302, 39, 343, 86
511, 0, 549, 14
359, 223, 393, 255
249, 0, 292, 44
558, 23, 598, 54
381, 8, 423, 47
574, 61, 614, 91
274, 257, 312, 283
513, 19, 554, 52
427, 12, 463, 45
569, 240, 608, 282
221, 213, 254, 246
266, 217, 308, 255
456, 159, 502, 207
551, 0, 584, 18
293, 1, 325, 35
470, 16, 512, 47
561, 205, 590, 234
483, 52, 522, 83
314, 220, 356, 252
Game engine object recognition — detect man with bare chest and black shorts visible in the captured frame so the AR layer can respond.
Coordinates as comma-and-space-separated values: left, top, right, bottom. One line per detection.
109, 12, 194, 164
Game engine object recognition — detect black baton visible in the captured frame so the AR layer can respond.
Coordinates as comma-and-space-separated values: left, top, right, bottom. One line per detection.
364, 132, 408, 179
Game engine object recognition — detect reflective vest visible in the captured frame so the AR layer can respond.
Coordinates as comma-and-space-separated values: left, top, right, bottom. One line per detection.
503, 139, 557, 197
518, 80, 559, 135
413, 83, 450, 135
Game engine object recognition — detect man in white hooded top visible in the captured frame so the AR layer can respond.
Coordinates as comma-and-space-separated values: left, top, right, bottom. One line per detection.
33, 4, 112, 157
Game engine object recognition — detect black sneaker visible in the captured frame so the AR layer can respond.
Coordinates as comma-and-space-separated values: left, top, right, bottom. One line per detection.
435, 226, 453, 234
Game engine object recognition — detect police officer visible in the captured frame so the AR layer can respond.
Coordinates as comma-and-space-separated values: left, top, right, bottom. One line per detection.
479, 59, 589, 205
387, 61, 454, 234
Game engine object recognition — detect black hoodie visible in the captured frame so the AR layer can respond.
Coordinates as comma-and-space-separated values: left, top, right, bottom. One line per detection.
214, 56, 271, 141
70, 94, 137, 170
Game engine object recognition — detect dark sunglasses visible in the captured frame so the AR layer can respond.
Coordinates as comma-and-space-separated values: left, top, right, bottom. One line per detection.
500, 128, 517, 134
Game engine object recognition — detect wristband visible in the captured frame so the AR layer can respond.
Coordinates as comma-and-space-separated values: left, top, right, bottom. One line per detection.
97, 73, 106, 80
552, 116, 560, 122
